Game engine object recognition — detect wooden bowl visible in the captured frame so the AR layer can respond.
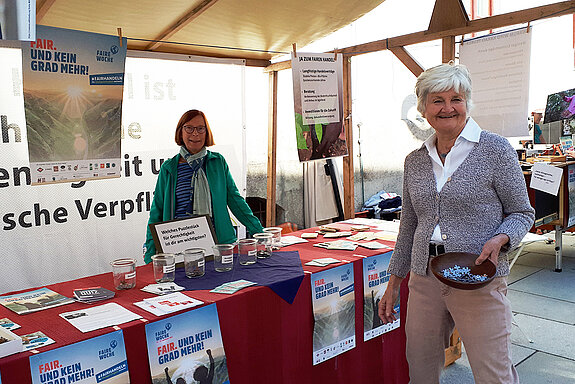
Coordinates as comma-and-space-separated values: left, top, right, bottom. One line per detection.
430, 252, 496, 290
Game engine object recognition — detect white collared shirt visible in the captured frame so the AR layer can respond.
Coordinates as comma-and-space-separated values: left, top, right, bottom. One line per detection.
423, 117, 482, 243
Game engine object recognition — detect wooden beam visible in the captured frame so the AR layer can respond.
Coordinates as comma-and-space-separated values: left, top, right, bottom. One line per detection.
389, 46, 424, 77
264, 60, 292, 73
442, 36, 456, 63
244, 58, 272, 68
342, 57, 355, 219
339, 1, 575, 56
127, 46, 270, 67
146, 0, 219, 51
267, 2, 575, 72
428, 0, 469, 33
266, 71, 278, 227
37, 0, 57, 22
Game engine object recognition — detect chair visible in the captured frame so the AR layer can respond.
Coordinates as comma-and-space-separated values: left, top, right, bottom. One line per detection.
277, 222, 298, 234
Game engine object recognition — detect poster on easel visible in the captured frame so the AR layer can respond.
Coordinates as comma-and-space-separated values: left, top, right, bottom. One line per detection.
21, 25, 127, 185
310, 263, 355, 365
28, 330, 129, 384
362, 251, 400, 341
291, 52, 347, 162
145, 303, 230, 384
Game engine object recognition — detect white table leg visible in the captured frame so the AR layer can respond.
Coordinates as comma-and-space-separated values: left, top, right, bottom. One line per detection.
555, 225, 563, 272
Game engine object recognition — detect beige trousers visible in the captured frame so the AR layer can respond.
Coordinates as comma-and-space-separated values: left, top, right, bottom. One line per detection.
405, 267, 519, 384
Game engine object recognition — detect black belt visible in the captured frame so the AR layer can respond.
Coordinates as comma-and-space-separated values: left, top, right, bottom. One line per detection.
429, 243, 445, 256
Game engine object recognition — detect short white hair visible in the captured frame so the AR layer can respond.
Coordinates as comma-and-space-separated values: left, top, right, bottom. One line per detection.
415, 63, 473, 115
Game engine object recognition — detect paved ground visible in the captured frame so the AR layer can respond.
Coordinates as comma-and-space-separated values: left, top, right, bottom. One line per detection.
441, 232, 575, 383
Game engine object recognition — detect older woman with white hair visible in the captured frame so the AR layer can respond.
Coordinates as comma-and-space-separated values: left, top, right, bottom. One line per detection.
378, 63, 534, 384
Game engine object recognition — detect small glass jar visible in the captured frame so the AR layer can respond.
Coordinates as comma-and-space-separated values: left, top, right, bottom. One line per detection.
253, 232, 273, 258
182, 248, 205, 278
263, 227, 282, 250
111, 258, 137, 290
151, 253, 176, 283
212, 244, 234, 272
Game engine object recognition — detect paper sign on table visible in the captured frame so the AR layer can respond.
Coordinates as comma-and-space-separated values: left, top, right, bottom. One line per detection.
530, 162, 563, 196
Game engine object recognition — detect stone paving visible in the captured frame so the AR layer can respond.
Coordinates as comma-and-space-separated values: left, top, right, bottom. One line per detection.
441, 233, 575, 383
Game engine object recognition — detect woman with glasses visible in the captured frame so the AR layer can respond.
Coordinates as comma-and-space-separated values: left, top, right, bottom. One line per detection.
144, 109, 263, 263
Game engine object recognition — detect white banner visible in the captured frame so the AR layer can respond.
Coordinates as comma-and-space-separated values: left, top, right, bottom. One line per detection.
0, 47, 246, 294
460, 28, 532, 137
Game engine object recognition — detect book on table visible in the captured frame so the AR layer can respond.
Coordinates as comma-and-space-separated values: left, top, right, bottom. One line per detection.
0, 288, 74, 315
73, 287, 115, 303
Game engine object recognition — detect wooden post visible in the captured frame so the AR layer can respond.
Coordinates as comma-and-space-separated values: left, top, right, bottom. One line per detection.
266, 71, 278, 226
442, 36, 456, 63
342, 56, 355, 219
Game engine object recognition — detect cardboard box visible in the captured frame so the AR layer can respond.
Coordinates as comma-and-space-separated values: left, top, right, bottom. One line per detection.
0, 326, 23, 358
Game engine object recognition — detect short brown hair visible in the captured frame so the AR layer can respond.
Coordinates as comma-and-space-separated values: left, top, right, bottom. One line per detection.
174, 109, 215, 147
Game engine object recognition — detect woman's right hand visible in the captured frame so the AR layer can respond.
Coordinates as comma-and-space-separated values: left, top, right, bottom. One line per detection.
378, 275, 403, 323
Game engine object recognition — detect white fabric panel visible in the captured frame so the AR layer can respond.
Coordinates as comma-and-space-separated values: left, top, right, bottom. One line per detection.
0, 48, 246, 293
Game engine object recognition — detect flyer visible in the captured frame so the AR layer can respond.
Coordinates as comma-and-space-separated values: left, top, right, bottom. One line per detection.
362, 251, 400, 341
21, 331, 55, 351
21, 25, 127, 185
59, 303, 142, 333
310, 264, 355, 365
0, 318, 20, 331
29, 330, 129, 384
145, 303, 230, 384
0, 288, 73, 315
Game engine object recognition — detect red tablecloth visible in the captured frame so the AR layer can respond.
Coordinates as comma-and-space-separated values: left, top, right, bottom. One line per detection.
0, 228, 409, 383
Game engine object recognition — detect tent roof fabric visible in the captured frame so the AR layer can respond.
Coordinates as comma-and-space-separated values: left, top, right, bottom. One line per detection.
37, 0, 385, 65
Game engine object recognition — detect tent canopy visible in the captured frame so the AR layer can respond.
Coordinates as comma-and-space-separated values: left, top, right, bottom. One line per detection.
37, 0, 385, 66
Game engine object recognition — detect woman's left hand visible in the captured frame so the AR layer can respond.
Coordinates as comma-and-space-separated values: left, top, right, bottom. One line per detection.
475, 233, 510, 265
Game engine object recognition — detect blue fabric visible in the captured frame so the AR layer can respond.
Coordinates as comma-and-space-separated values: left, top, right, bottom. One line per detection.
174, 251, 304, 304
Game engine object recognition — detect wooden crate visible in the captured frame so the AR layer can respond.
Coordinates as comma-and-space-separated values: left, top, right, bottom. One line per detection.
444, 328, 462, 366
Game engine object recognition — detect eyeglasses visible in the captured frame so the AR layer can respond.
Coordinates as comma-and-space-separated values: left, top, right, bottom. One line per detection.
183, 125, 206, 134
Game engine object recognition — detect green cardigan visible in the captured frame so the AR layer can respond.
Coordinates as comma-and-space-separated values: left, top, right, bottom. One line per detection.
144, 150, 263, 263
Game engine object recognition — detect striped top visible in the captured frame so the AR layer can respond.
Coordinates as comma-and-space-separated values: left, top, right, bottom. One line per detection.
174, 162, 196, 218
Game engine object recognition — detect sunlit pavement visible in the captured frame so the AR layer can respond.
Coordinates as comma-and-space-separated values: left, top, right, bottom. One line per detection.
441, 232, 575, 384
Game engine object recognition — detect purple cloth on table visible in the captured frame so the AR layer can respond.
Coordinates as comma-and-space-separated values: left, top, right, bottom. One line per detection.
174, 251, 304, 304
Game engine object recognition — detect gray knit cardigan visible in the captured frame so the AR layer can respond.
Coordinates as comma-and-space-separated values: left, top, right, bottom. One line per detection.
388, 130, 535, 278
